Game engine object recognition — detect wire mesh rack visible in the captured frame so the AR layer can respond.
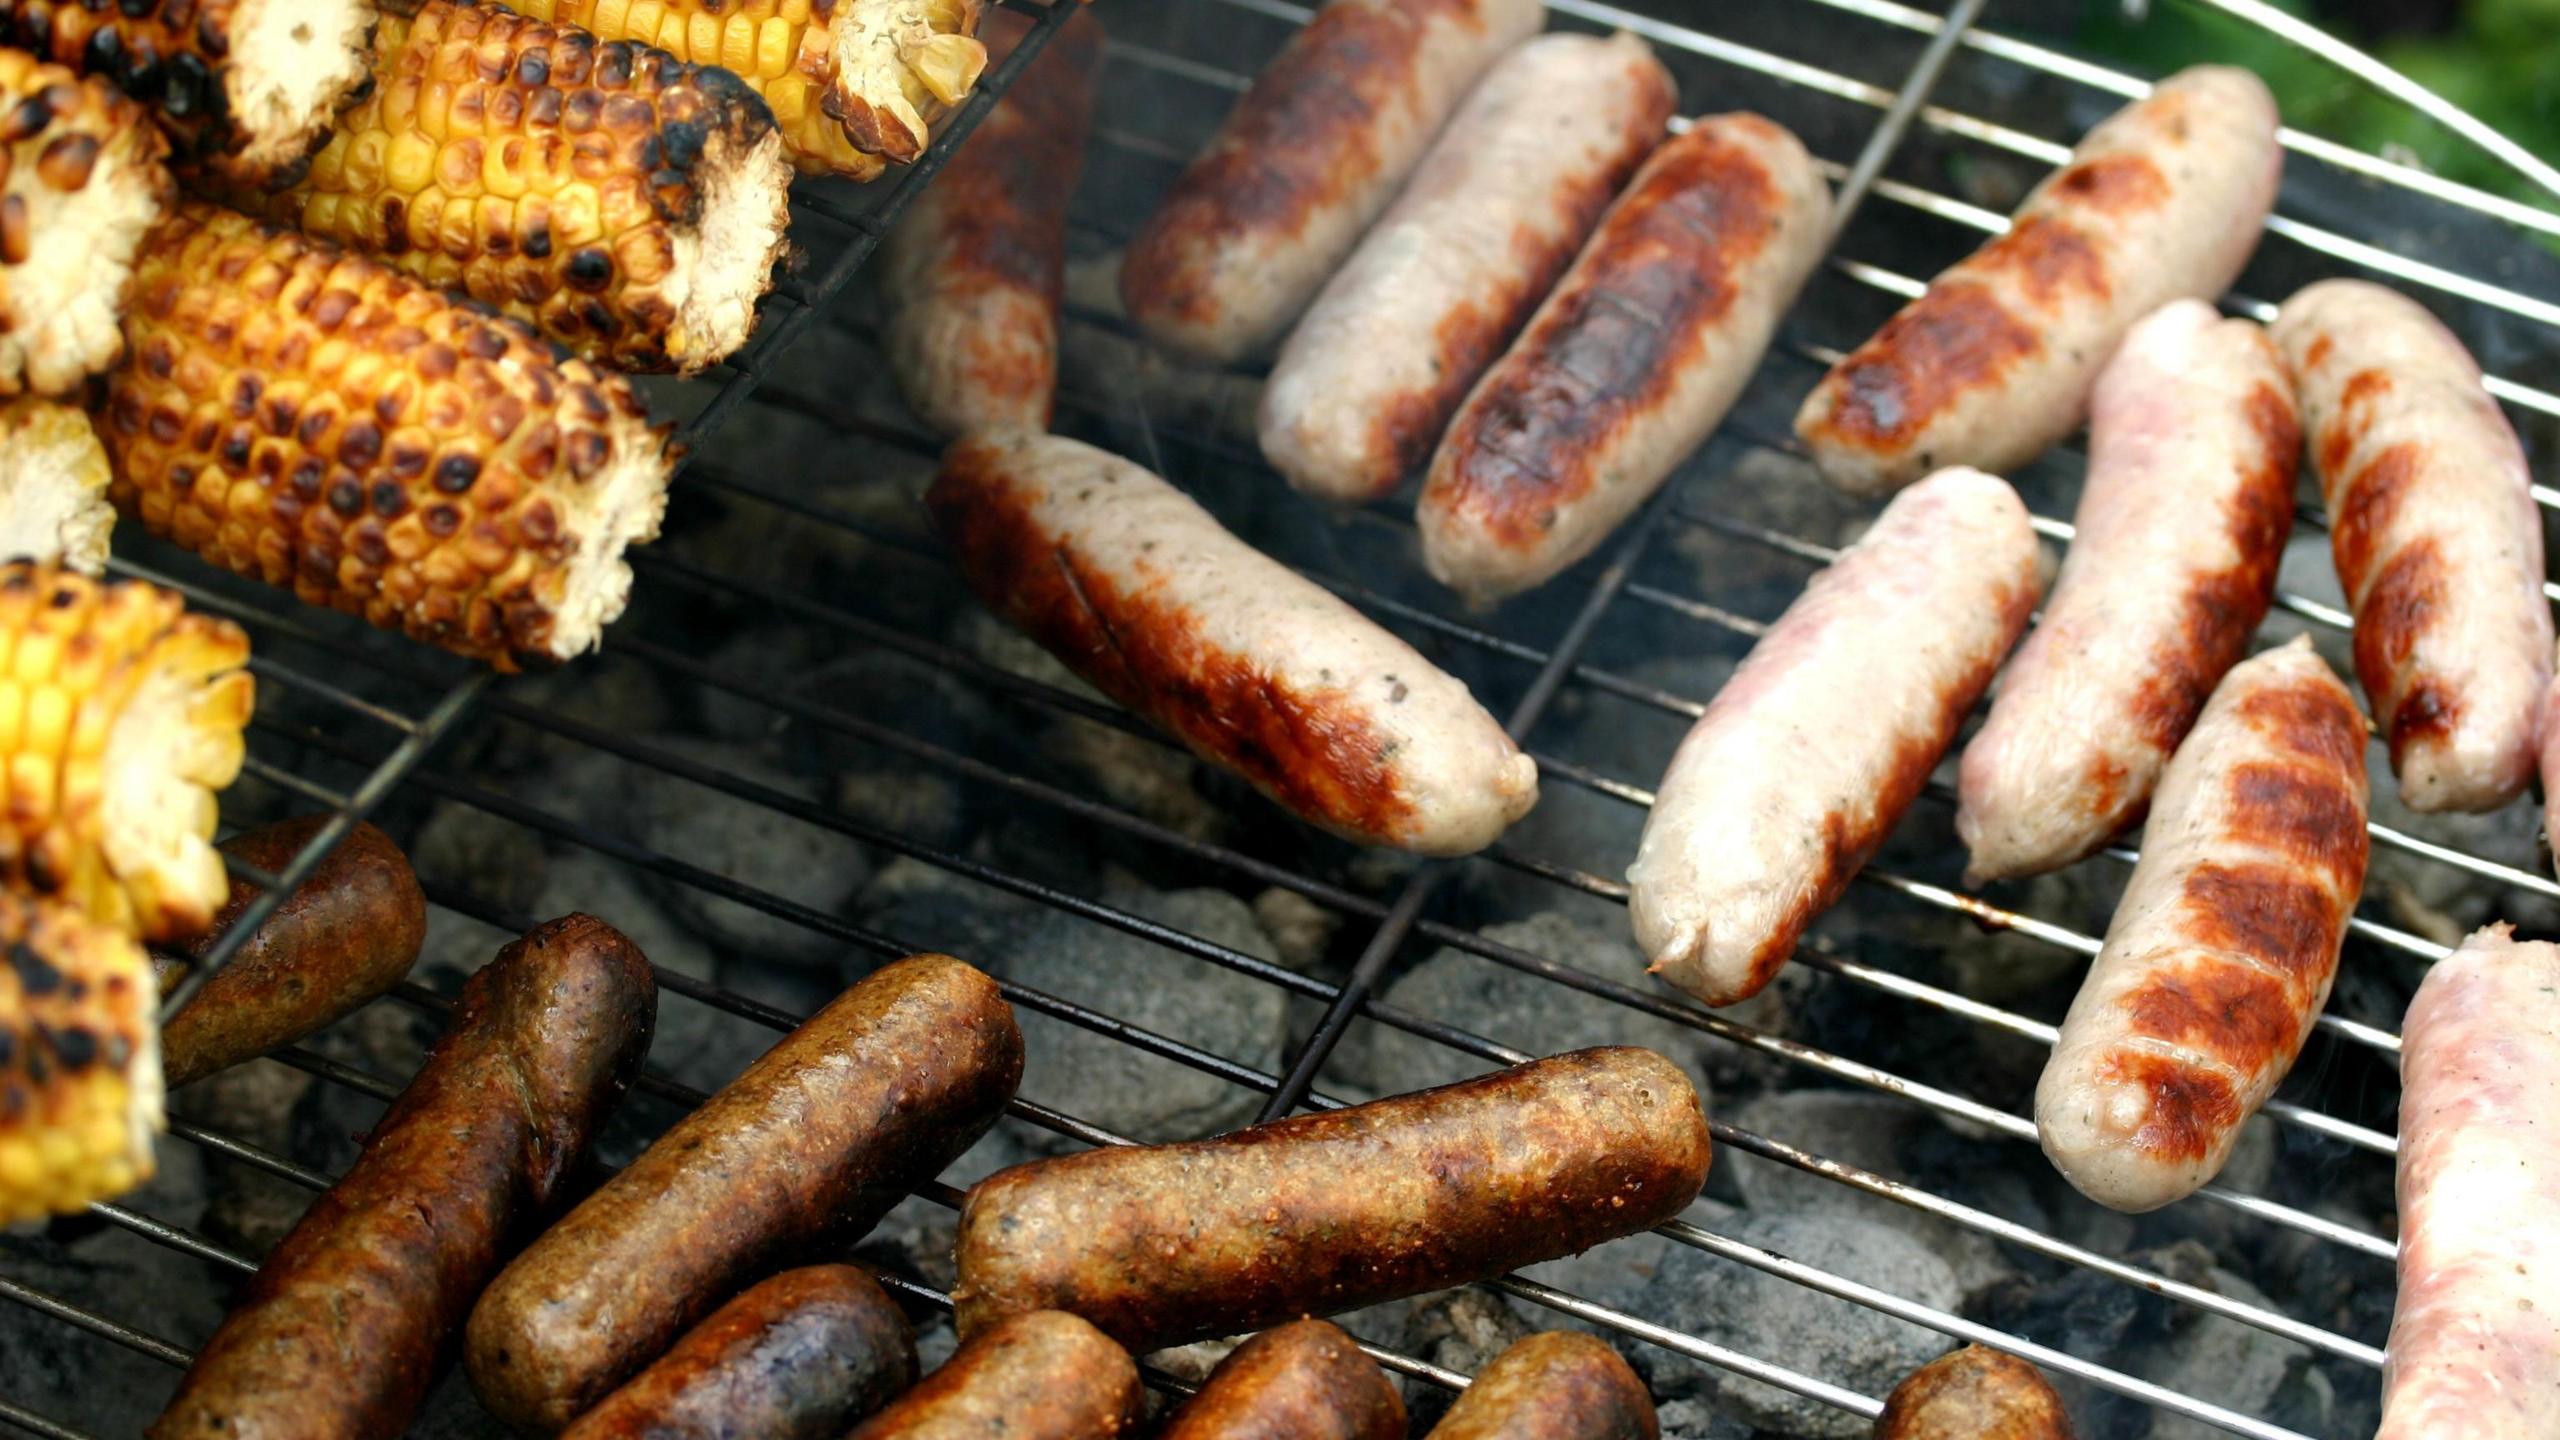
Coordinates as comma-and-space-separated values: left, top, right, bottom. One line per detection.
7, 0, 2559, 1435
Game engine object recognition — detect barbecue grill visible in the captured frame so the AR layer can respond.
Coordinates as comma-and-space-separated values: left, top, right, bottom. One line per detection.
6, 0, 2557, 1434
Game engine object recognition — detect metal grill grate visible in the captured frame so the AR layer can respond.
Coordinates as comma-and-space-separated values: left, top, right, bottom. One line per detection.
8, 0, 2558, 1434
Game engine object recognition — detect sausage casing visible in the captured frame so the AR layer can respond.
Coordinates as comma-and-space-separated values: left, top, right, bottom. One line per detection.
1418, 114, 1831, 601
148, 914, 657, 1440
2377, 924, 2560, 1440
466, 953, 1023, 1433
849, 1309, 1142, 1440
2272, 279, 2551, 814
559, 1265, 918, 1440
930, 432, 1537, 854
1627, 467, 2041, 1007
1793, 67, 2279, 496
154, 815, 428, 1088
1160, 1319, 1405, 1440
1956, 301, 2298, 883
1259, 32, 1675, 503
1428, 1332, 1655, 1440
1119, 0, 1543, 364
2035, 636, 2368, 1212
952, 1046, 1709, 1354
1875, 1346, 2075, 1439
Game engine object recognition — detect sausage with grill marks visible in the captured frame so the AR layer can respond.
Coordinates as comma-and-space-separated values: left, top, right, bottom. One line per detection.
1426, 1333, 1655, 1440
1957, 301, 2298, 884
148, 914, 657, 1440
1627, 467, 2042, 1008
847, 1310, 1143, 1440
1119, 0, 1543, 364
1875, 1346, 2076, 1439
1259, 32, 1676, 504
2035, 636, 2368, 1212
2272, 279, 2550, 815
1418, 113, 1831, 601
1793, 66, 2280, 497
1160, 1320, 1405, 1440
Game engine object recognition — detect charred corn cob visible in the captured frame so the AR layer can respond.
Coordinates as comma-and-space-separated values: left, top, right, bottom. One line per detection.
213, 1, 790, 375
0, 889, 162, 1224
0, 49, 173, 396
0, 561, 252, 943
101, 202, 675, 670
505, 0, 987, 178
0, 0, 377, 188
0, 396, 114, 573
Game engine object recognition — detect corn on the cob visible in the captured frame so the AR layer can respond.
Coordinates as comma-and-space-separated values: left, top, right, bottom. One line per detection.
0, 560, 252, 943
0, 889, 162, 1224
0, 0, 377, 188
101, 202, 675, 670
0, 49, 173, 396
0, 396, 114, 573
504, 0, 987, 179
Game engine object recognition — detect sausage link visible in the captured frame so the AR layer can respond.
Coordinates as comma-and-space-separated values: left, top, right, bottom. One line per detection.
953, 1046, 1709, 1354
1259, 32, 1675, 503
1794, 67, 2279, 496
1875, 1346, 2076, 1439
848, 1310, 1142, 1440
2378, 923, 2560, 1440
1627, 467, 2041, 1007
560, 1266, 918, 1440
149, 914, 657, 1440
1426, 1333, 1654, 1440
2035, 636, 2368, 1212
1419, 114, 1831, 600
930, 432, 1537, 855
1118, 0, 1543, 364
2272, 279, 2550, 814
1161, 1320, 1406, 1440
153, 815, 427, 1088
466, 953, 1024, 1433
881, 8, 1103, 437
1957, 301, 2298, 883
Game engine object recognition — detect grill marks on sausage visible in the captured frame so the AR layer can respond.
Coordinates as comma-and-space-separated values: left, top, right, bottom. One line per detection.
2047, 152, 2172, 214
924, 16, 1096, 302
2350, 536, 2458, 762
2233, 682, 2367, 773
1808, 284, 2040, 454
2089, 1049, 2243, 1164
1973, 216, 2110, 310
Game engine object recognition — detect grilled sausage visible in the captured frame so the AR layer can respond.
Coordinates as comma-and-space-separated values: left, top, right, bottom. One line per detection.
1259, 32, 1676, 504
559, 1266, 918, 1440
2035, 636, 2368, 1212
1161, 1319, 1406, 1440
953, 1046, 1709, 1354
1627, 467, 2041, 1007
1875, 1346, 2075, 1439
1118, 0, 1544, 365
466, 953, 1023, 1433
1794, 66, 2280, 497
1956, 301, 2298, 884
1427, 1333, 1654, 1440
848, 1310, 1142, 1440
1418, 114, 1831, 601
930, 432, 1537, 855
148, 914, 657, 1440
2377, 923, 2560, 1440
2272, 279, 2551, 814
153, 816, 427, 1088
881, 8, 1103, 437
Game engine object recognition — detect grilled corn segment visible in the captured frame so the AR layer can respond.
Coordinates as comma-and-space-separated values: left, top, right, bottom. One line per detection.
0, 0, 377, 188
102, 202, 676, 670
0, 397, 114, 573
506, 0, 987, 178
219, 0, 791, 374
0, 49, 173, 396
0, 890, 162, 1224
0, 561, 253, 943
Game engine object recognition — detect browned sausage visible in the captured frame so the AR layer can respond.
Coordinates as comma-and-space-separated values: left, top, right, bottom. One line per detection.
148, 914, 657, 1440
466, 953, 1025, 1432
1874, 1346, 2075, 1439
1427, 1333, 1654, 1440
1160, 1319, 1406, 1440
559, 1265, 918, 1440
848, 1309, 1142, 1440
953, 1047, 1709, 1354
153, 816, 427, 1088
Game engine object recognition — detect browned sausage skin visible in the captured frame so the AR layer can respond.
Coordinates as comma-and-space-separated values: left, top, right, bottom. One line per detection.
148, 914, 658, 1440
1428, 1332, 1655, 1440
953, 1047, 1710, 1354
1161, 1319, 1407, 1440
1874, 1346, 2075, 1439
154, 815, 427, 1088
848, 1310, 1143, 1440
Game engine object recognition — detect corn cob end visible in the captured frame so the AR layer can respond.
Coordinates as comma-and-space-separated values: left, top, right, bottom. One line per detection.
661, 70, 795, 373
0, 891, 163, 1226
212, 0, 381, 185
825, 0, 988, 163
0, 396, 114, 574
0, 52, 174, 396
